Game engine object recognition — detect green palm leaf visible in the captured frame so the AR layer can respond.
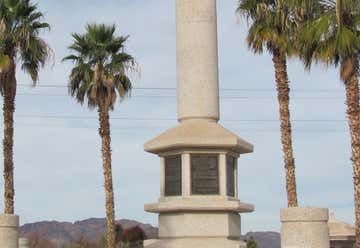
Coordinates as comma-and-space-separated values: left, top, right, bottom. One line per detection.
63, 23, 137, 110
0, 0, 51, 87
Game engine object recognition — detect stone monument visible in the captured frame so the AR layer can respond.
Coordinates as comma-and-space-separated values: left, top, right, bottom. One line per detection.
144, 1, 254, 247
281, 207, 330, 248
0, 214, 19, 248
328, 213, 355, 248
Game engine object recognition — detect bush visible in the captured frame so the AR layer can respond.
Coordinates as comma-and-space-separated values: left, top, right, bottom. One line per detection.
246, 236, 258, 248
117, 226, 146, 248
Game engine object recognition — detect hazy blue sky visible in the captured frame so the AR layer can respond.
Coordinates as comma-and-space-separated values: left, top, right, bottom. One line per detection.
0, 0, 354, 233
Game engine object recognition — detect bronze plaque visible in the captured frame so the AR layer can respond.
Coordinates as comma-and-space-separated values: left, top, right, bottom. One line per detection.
191, 155, 219, 195
227, 156, 235, 197
165, 156, 182, 196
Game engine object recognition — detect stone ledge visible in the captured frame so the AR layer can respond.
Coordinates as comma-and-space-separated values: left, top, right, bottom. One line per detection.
145, 198, 254, 213
0, 214, 19, 227
281, 207, 329, 222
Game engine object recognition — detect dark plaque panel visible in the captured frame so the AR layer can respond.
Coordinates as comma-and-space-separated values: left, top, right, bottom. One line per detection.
226, 156, 235, 197
165, 156, 182, 196
191, 155, 219, 195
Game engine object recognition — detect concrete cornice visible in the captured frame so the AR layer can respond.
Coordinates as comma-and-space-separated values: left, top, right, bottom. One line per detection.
144, 197, 254, 214
144, 120, 254, 155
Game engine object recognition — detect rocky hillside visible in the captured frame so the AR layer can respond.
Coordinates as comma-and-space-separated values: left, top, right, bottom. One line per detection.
20, 218, 280, 247
20, 218, 158, 244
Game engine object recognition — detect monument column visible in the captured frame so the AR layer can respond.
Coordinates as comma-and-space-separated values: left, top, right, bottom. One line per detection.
144, 1, 254, 247
176, 0, 219, 122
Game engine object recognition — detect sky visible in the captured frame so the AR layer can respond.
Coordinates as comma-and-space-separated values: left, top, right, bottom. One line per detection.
0, 0, 354, 233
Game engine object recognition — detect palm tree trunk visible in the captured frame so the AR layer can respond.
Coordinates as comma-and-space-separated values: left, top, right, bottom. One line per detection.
272, 49, 298, 207
98, 108, 116, 248
3, 64, 16, 214
344, 64, 360, 248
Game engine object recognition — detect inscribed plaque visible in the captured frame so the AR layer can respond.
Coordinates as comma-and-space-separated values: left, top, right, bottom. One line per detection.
226, 156, 235, 197
191, 155, 219, 195
165, 156, 182, 196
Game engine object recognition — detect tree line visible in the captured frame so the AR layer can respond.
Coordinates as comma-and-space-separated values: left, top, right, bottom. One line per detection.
26, 224, 146, 248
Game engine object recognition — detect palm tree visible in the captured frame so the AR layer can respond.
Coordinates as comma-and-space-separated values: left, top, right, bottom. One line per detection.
237, 0, 299, 207
63, 23, 136, 248
298, 0, 360, 245
0, 0, 50, 214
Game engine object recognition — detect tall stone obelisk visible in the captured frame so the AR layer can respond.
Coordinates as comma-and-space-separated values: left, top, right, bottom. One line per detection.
144, 1, 254, 247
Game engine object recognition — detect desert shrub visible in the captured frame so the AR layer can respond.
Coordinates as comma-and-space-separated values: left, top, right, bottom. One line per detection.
117, 226, 146, 248
27, 232, 56, 248
246, 236, 258, 248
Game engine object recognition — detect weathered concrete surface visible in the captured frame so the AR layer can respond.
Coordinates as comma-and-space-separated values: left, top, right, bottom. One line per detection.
0, 214, 19, 248
158, 212, 241, 239
176, 0, 219, 122
281, 207, 330, 248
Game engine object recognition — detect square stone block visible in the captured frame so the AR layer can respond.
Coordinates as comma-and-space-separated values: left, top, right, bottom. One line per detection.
159, 212, 241, 239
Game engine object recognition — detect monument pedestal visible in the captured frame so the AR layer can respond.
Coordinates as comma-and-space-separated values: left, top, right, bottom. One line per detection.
281, 207, 330, 248
0, 214, 19, 248
146, 197, 253, 239
144, 121, 254, 247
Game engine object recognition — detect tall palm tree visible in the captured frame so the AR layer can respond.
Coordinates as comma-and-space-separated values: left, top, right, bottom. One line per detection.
237, 0, 299, 207
298, 0, 360, 245
63, 23, 136, 248
0, 0, 50, 214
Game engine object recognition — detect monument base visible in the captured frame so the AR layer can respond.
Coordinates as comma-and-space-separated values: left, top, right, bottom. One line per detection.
158, 212, 241, 239
281, 207, 330, 248
0, 214, 19, 248
144, 238, 247, 248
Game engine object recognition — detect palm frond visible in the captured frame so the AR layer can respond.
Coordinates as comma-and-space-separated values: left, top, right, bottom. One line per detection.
298, 0, 360, 77
63, 23, 137, 111
0, 0, 51, 89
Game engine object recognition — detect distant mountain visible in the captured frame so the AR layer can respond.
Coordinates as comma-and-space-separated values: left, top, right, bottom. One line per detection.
20, 219, 280, 248
243, 231, 280, 248
20, 218, 158, 245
